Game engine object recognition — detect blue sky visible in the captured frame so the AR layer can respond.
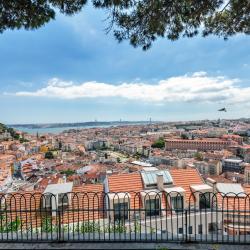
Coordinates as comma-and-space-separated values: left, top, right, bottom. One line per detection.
1, 4, 250, 124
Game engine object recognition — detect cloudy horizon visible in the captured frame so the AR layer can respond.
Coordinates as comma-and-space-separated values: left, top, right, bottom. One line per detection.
6, 72, 246, 104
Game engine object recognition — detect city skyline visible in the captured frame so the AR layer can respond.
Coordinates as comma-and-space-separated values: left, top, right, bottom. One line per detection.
1, 4, 250, 124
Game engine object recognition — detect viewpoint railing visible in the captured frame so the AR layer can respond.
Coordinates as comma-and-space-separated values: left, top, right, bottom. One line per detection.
0, 191, 250, 244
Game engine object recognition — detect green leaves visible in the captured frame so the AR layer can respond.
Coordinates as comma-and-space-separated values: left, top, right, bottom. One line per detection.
0, 0, 55, 33
0, 0, 87, 33
60, 169, 75, 176
50, 0, 87, 15
0, 123, 20, 140
0, 0, 249, 49
194, 152, 203, 161
96, 0, 250, 50
151, 137, 165, 149
45, 151, 54, 159
203, 0, 250, 38
0, 215, 21, 233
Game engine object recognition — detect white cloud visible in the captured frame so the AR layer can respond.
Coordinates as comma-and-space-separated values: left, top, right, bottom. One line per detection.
47, 78, 73, 87
8, 72, 250, 104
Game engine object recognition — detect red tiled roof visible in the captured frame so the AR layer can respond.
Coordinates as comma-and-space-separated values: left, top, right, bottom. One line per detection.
73, 184, 103, 193
108, 172, 143, 193
108, 172, 144, 209
170, 168, 204, 203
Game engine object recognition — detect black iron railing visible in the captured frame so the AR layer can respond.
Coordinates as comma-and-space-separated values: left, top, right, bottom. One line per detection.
0, 191, 250, 244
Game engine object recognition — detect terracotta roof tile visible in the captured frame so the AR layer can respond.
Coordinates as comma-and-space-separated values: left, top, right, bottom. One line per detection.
169, 168, 204, 203
108, 172, 143, 193
108, 172, 143, 209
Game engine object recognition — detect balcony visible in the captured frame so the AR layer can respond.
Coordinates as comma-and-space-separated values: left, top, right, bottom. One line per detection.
0, 191, 250, 245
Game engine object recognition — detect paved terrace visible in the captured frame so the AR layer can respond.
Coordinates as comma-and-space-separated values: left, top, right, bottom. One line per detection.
0, 242, 250, 250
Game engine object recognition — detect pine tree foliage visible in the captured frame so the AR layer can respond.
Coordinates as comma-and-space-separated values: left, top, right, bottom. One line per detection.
0, 0, 249, 50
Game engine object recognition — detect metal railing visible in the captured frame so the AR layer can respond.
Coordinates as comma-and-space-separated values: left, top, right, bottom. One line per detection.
0, 191, 250, 244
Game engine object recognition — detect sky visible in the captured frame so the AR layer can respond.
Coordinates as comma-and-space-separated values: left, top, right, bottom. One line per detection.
1, 4, 250, 124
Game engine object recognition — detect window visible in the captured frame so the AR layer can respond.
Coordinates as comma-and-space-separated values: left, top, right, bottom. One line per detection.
208, 222, 218, 233
188, 226, 193, 234
58, 193, 69, 206
44, 195, 52, 208
171, 196, 183, 213
145, 198, 160, 216
209, 166, 216, 175
178, 227, 183, 234
199, 193, 211, 209
198, 224, 203, 234
133, 212, 140, 220
114, 202, 129, 221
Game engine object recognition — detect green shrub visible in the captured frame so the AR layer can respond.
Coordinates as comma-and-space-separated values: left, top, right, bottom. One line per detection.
45, 151, 54, 159
74, 221, 101, 233
151, 138, 165, 149
41, 217, 57, 233
105, 222, 127, 233
0, 215, 21, 233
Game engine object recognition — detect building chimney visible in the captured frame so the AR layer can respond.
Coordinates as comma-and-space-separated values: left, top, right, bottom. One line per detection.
206, 177, 217, 193
63, 175, 67, 183
157, 173, 164, 191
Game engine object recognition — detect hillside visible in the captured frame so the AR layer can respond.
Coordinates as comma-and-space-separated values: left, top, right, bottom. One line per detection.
0, 123, 20, 140
0, 123, 8, 133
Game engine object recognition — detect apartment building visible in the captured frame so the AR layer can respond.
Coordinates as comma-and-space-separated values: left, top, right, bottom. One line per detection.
104, 169, 250, 236
221, 134, 244, 145
0, 154, 16, 168
85, 139, 109, 150
238, 145, 250, 163
244, 165, 250, 184
165, 138, 237, 151
0, 144, 4, 153
195, 160, 222, 176
222, 158, 244, 173
115, 142, 151, 157
0, 131, 11, 140
103, 168, 218, 235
